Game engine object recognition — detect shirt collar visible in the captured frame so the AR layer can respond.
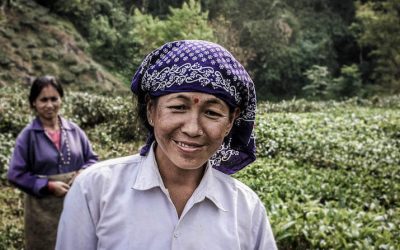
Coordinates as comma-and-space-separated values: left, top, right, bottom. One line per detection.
191, 163, 228, 211
132, 143, 166, 191
31, 116, 73, 131
132, 143, 228, 211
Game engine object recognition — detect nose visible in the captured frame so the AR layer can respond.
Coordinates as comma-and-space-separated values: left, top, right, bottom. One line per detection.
45, 100, 53, 108
181, 113, 203, 137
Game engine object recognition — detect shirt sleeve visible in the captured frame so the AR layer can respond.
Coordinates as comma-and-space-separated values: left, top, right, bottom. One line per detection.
252, 201, 277, 250
56, 176, 97, 250
7, 131, 48, 197
77, 127, 99, 169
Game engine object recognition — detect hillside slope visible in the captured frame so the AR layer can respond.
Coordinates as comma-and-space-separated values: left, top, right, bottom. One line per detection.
0, 0, 127, 93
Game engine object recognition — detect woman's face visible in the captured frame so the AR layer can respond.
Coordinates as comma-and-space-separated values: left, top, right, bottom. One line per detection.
32, 85, 62, 122
148, 92, 239, 171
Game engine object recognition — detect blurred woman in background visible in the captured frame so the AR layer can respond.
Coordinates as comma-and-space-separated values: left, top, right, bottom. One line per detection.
7, 75, 98, 250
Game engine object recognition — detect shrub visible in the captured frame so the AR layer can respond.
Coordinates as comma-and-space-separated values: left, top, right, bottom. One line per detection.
302, 65, 332, 99
0, 86, 32, 137
0, 187, 24, 250
235, 159, 400, 249
330, 64, 363, 98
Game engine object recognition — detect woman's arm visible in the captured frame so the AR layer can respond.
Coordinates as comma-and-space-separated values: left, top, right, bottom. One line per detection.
7, 131, 49, 197
77, 127, 99, 169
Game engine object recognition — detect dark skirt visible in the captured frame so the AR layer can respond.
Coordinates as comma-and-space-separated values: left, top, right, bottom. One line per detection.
24, 172, 75, 250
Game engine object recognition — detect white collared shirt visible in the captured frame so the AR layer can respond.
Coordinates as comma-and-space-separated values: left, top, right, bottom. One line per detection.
56, 144, 277, 250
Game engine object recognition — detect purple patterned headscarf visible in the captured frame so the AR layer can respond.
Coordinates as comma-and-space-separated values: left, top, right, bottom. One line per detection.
131, 40, 256, 174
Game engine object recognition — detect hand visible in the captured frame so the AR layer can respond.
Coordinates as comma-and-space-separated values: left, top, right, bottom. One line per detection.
48, 181, 70, 197
67, 169, 84, 186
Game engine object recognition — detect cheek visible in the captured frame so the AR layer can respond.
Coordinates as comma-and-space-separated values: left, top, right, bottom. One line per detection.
34, 102, 44, 109
154, 112, 180, 134
203, 121, 230, 139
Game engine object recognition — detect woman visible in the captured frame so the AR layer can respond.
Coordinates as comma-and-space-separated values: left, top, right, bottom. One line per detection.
7, 76, 98, 250
56, 40, 277, 249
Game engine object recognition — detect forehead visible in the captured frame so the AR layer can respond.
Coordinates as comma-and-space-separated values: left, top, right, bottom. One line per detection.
160, 92, 227, 106
38, 85, 60, 97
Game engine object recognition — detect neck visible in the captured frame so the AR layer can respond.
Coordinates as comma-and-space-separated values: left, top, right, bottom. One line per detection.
159, 164, 205, 189
39, 116, 59, 131
155, 146, 206, 218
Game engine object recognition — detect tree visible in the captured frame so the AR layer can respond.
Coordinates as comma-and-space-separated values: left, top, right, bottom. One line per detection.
131, 0, 215, 60
302, 65, 332, 99
354, 0, 400, 93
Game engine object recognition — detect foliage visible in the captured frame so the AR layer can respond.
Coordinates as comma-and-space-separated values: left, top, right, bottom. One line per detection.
130, 0, 215, 62
256, 107, 400, 176
236, 159, 400, 249
353, 0, 400, 93
0, 85, 32, 136
64, 92, 145, 143
35, 0, 215, 82
0, 0, 125, 92
0, 187, 23, 250
234, 0, 360, 99
257, 94, 400, 113
302, 65, 332, 99
86, 2, 139, 78
28, 0, 400, 98
302, 64, 363, 100
237, 104, 400, 248
0, 133, 14, 183
330, 64, 363, 98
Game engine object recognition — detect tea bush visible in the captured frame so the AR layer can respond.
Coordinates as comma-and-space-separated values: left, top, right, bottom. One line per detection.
256, 109, 400, 173
255, 108, 400, 211
0, 86, 32, 137
64, 92, 145, 142
0, 133, 14, 184
235, 158, 400, 249
257, 95, 400, 113
0, 187, 24, 250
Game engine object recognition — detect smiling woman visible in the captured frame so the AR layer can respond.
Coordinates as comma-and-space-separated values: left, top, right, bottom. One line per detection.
56, 40, 277, 250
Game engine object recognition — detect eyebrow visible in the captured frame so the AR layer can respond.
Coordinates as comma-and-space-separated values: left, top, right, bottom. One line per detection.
39, 95, 59, 99
168, 94, 225, 106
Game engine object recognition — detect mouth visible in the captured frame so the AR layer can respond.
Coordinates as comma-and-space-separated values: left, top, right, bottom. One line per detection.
174, 140, 203, 152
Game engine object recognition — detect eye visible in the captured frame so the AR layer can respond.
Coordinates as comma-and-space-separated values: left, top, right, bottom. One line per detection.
50, 97, 59, 102
205, 109, 223, 118
168, 105, 187, 111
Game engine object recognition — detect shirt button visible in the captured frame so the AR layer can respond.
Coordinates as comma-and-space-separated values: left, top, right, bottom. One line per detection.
174, 232, 179, 239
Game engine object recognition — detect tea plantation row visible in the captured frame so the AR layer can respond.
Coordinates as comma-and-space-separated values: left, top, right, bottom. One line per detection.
1, 86, 399, 249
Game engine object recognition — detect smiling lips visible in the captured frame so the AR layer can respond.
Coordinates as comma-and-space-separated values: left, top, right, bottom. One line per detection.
175, 140, 203, 152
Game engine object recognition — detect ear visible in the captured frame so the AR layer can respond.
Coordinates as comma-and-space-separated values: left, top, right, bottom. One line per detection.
146, 95, 155, 126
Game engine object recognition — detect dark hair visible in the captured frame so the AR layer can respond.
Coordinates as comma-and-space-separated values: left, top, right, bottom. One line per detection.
29, 76, 64, 108
136, 94, 157, 134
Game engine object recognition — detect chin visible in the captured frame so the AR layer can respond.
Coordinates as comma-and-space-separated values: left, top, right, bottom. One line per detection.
174, 157, 207, 171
